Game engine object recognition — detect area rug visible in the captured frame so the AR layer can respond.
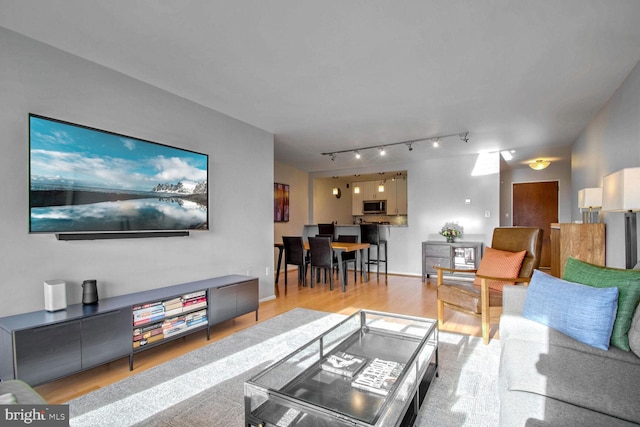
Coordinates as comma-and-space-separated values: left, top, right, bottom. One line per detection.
68, 308, 500, 426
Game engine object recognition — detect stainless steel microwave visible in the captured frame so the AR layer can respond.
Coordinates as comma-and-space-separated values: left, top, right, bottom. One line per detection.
363, 200, 387, 214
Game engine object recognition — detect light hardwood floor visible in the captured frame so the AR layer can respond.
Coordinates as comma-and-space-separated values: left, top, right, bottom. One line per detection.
35, 269, 501, 404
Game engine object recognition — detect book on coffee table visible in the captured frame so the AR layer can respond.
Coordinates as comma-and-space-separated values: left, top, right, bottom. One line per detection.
351, 358, 406, 396
320, 351, 368, 378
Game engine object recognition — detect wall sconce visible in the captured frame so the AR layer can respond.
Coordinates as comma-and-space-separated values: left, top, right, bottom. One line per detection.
529, 159, 551, 170
578, 187, 602, 223
332, 186, 342, 199
602, 167, 640, 268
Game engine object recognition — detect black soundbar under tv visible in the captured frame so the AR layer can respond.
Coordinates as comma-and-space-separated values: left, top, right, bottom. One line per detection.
56, 231, 190, 240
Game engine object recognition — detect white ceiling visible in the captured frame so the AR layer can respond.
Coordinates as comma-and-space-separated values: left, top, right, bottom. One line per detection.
2, 1, 640, 173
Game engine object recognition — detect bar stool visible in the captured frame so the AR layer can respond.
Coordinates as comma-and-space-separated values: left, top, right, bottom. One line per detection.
360, 224, 387, 280
317, 223, 335, 240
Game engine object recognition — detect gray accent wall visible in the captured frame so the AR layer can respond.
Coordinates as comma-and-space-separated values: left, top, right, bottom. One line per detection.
572, 59, 640, 268
0, 28, 275, 316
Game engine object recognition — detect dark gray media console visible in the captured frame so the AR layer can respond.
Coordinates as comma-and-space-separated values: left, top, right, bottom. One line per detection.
0, 275, 258, 386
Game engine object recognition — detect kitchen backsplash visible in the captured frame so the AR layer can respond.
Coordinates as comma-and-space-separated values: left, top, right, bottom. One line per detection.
353, 215, 408, 226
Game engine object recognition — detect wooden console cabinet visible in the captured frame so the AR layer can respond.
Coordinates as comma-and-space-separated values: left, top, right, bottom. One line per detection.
550, 223, 605, 277
422, 241, 483, 281
0, 275, 258, 386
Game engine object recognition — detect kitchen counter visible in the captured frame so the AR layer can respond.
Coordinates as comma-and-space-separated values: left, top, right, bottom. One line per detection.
303, 224, 403, 242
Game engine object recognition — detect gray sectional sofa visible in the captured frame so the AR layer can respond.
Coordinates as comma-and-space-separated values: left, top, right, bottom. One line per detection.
0, 379, 47, 404
499, 286, 640, 426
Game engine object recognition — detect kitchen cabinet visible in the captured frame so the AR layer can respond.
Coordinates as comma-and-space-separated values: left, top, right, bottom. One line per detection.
386, 179, 407, 215
550, 223, 605, 277
352, 180, 401, 215
352, 182, 365, 215
396, 178, 407, 215
354, 181, 384, 200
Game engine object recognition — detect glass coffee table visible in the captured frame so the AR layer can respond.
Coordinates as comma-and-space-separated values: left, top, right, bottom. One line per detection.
245, 310, 438, 427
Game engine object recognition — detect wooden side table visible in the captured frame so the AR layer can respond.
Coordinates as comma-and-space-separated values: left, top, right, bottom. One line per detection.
550, 223, 605, 277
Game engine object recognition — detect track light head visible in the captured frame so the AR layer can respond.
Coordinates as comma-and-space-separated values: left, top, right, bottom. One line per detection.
407, 143, 413, 151
355, 150, 361, 159
459, 132, 469, 143
379, 147, 386, 156
330, 153, 336, 161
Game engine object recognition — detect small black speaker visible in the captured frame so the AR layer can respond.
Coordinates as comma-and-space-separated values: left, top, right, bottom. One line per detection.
82, 279, 99, 305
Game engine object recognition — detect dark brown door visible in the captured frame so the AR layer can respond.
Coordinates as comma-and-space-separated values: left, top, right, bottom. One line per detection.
512, 181, 559, 268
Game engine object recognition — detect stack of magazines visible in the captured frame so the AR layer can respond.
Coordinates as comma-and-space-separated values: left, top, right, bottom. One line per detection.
320, 351, 368, 378
350, 358, 405, 396
320, 351, 405, 397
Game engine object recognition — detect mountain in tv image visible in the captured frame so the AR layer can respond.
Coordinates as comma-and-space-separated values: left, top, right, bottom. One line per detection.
29, 115, 208, 233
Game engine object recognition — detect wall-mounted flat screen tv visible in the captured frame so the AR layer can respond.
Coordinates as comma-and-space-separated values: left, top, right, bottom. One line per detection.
29, 114, 208, 235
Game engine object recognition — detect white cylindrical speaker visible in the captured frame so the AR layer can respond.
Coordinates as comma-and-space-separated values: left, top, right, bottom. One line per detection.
44, 279, 67, 312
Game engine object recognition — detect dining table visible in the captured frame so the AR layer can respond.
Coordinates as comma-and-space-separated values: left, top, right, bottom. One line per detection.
274, 241, 370, 292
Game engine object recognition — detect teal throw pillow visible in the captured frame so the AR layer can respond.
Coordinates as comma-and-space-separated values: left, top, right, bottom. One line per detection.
563, 257, 640, 351
523, 270, 618, 350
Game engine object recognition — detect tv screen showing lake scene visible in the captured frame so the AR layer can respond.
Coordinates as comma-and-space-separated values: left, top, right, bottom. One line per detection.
29, 114, 208, 234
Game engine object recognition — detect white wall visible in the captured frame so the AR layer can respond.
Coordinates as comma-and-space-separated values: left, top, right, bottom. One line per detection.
571, 59, 640, 268
0, 28, 275, 316
312, 177, 354, 225
274, 161, 309, 271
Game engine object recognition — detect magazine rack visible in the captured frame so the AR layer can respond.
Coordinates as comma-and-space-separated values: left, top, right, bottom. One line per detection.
245, 310, 438, 427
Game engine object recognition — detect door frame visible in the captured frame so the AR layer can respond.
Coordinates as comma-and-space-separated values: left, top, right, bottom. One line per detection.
510, 179, 560, 269
509, 179, 560, 226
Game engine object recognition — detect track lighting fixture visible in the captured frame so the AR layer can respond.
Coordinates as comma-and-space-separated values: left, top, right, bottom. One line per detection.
321, 131, 469, 160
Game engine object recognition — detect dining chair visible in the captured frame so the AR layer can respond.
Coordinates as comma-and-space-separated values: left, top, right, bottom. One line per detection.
317, 223, 335, 241
360, 224, 387, 280
316, 234, 339, 277
336, 235, 358, 284
308, 236, 336, 290
282, 236, 310, 291
435, 227, 543, 344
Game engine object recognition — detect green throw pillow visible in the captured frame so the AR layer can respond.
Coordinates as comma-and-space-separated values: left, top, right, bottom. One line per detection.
563, 257, 640, 351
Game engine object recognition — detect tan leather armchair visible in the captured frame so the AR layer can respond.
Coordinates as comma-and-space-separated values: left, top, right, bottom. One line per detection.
435, 227, 543, 344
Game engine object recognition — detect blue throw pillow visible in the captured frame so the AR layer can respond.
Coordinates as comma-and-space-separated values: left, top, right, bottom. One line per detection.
523, 270, 619, 350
